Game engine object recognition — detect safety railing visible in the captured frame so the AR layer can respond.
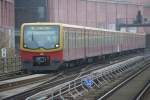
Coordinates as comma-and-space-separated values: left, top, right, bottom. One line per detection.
0, 56, 22, 74
26, 56, 145, 100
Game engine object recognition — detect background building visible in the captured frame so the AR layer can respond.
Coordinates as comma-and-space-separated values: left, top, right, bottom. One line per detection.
15, 0, 48, 30
0, 0, 15, 56
15, 0, 148, 31
15, 0, 150, 47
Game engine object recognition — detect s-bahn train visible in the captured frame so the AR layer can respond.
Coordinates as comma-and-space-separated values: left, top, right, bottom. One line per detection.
20, 23, 145, 71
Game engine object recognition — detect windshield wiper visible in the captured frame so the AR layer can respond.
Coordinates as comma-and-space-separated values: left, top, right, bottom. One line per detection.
30, 32, 40, 48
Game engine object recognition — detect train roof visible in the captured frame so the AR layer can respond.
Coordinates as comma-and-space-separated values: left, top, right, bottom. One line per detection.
22, 22, 145, 35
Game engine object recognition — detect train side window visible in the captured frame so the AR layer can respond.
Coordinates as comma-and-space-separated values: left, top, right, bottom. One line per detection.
88, 30, 90, 48
89, 31, 92, 48
96, 31, 99, 48
91, 31, 93, 48
96, 31, 98, 48
76, 30, 80, 49
111, 32, 114, 48
69, 31, 72, 49
81, 30, 83, 48
93, 31, 95, 48
64, 31, 68, 49
76, 31, 78, 49
79, 31, 81, 49
72, 31, 75, 49
86, 30, 89, 48
79, 31, 81, 48
97, 31, 99, 49
94, 31, 96, 48
90, 30, 92, 48
92, 30, 94, 48
101, 31, 104, 51
98, 31, 101, 49
81, 30, 86, 48
100, 31, 102, 49
109, 32, 112, 48
104, 31, 106, 49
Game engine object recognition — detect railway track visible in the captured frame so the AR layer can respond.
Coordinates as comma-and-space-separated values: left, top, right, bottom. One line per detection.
135, 81, 150, 100
75, 52, 144, 78
97, 58, 150, 100
0, 52, 147, 100
0, 51, 137, 82
26, 56, 146, 100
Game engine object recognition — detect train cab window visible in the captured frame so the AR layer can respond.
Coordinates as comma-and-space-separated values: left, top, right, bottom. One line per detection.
23, 25, 60, 49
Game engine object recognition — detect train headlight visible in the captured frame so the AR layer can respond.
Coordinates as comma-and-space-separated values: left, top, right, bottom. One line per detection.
55, 44, 59, 48
24, 44, 27, 48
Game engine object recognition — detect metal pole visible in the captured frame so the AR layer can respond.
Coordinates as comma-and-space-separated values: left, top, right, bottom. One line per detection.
86, 0, 87, 26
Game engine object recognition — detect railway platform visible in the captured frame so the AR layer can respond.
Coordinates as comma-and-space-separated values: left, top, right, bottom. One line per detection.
0, 74, 48, 93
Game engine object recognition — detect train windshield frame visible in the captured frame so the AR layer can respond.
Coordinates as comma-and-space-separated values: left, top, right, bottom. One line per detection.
23, 25, 60, 50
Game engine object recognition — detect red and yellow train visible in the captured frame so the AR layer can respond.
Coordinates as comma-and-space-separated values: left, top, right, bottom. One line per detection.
20, 23, 145, 71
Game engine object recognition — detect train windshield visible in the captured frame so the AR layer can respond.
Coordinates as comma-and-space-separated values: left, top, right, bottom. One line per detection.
23, 25, 60, 49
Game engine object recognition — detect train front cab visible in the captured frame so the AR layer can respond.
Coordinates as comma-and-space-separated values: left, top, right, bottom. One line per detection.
20, 23, 64, 71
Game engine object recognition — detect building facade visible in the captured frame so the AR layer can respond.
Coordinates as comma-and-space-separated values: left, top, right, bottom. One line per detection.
15, 0, 150, 47
47, 0, 144, 32
15, 0, 150, 32
0, 0, 15, 56
15, 0, 48, 30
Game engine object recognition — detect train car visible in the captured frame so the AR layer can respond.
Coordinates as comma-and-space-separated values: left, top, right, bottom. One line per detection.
20, 23, 145, 71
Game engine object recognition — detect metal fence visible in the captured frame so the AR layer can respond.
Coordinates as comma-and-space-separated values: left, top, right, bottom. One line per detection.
0, 57, 22, 74
26, 56, 145, 100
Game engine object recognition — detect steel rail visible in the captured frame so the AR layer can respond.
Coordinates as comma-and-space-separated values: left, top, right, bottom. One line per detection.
2, 72, 76, 100
26, 56, 145, 100
98, 58, 150, 100
2, 52, 145, 100
135, 81, 150, 100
